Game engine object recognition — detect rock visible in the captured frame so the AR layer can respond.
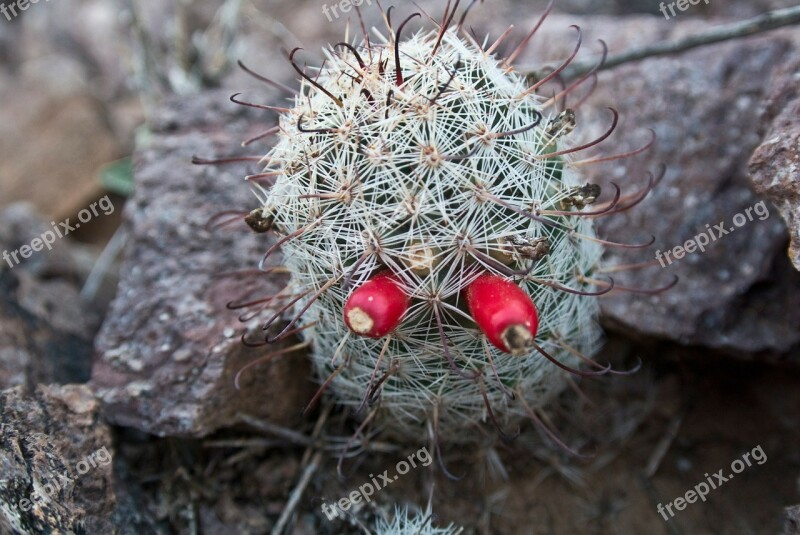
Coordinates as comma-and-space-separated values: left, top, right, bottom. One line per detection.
0, 204, 101, 390
786, 505, 800, 535
517, 16, 800, 355
91, 91, 315, 437
0, 88, 120, 221
0, 0, 135, 222
748, 57, 800, 272
0, 384, 116, 534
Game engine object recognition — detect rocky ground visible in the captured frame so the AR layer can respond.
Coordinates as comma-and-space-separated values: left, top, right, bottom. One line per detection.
1, 0, 799, 534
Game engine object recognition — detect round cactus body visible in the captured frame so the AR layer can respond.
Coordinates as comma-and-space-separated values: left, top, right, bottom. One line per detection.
249, 18, 609, 443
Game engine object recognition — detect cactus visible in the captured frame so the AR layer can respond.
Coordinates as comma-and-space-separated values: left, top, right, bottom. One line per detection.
212, 3, 666, 447
373, 504, 463, 535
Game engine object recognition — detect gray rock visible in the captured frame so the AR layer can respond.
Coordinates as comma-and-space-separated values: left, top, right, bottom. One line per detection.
0, 384, 116, 534
519, 16, 800, 354
91, 91, 314, 437
749, 57, 800, 272
0, 204, 100, 390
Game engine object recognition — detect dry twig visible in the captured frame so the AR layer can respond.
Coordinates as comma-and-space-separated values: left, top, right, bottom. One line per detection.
549, 5, 800, 79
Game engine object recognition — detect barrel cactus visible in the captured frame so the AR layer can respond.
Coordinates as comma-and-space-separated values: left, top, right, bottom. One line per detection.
212, 3, 663, 448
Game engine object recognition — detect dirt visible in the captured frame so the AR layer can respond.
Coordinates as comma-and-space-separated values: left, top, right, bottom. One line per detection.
97, 340, 800, 534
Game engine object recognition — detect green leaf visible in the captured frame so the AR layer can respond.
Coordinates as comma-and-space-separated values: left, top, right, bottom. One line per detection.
100, 157, 134, 197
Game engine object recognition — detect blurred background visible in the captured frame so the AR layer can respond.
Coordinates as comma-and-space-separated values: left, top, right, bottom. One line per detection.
1, 0, 799, 534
